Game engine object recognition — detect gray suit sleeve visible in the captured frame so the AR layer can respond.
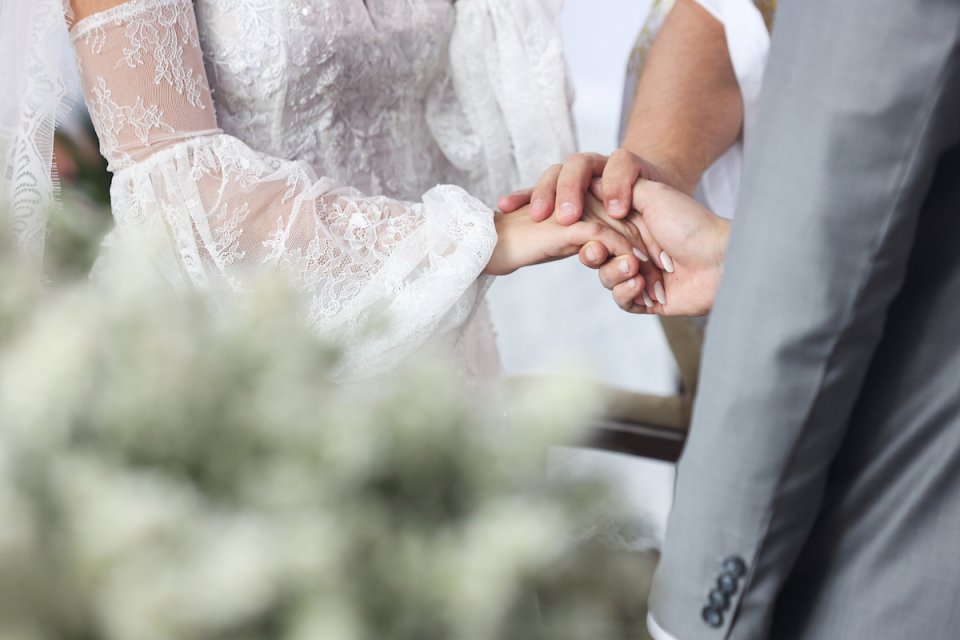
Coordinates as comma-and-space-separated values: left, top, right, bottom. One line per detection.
648, 0, 960, 637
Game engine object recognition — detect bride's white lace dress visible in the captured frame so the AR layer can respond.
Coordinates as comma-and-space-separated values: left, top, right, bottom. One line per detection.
61, 0, 573, 376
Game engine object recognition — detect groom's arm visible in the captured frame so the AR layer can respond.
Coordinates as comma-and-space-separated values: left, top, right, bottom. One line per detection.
649, 0, 960, 638
617, 0, 744, 196
504, 0, 742, 221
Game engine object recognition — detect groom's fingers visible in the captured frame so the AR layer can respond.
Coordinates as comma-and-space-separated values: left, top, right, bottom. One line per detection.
528, 164, 563, 222
554, 152, 608, 225
601, 149, 646, 219
497, 188, 532, 213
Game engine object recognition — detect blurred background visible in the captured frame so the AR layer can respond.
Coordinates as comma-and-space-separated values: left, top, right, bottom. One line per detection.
54, 0, 674, 543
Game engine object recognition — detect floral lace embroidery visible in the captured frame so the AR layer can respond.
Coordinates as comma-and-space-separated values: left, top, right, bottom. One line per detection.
88, 77, 174, 167
71, 0, 496, 375
73, 0, 214, 170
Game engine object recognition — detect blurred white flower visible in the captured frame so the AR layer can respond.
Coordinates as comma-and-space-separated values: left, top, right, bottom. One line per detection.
0, 222, 639, 640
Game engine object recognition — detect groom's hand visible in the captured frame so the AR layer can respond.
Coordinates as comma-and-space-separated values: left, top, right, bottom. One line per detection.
497, 148, 677, 222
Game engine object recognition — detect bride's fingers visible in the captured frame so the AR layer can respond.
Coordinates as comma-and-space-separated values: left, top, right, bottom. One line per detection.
630, 213, 669, 272
579, 240, 610, 268
630, 179, 678, 272
529, 164, 563, 222
498, 188, 532, 213
635, 258, 666, 308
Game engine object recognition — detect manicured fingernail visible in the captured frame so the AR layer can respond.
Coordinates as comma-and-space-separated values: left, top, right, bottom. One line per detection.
655, 281, 666, 305
628, 278, 638, 289
609, 199, 625, 215
642, 291, 654, 307
619, 258, 631, 275
633, 247, 648, 262
532, 198, 546, 214
559, 202, 577, 220
660, 251, 675, 273
586, 246, 598, 262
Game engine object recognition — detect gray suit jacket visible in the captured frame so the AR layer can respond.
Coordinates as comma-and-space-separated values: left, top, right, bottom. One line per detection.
648, 0, 960, 637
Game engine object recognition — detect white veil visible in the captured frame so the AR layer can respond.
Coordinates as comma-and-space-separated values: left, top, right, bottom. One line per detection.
0, 0, 70, 264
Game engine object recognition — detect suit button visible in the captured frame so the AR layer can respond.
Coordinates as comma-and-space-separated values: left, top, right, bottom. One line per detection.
708, 588, 730, 610
717, 572, 738, 595
702, 606, 724, 628
723, 556, 747, 578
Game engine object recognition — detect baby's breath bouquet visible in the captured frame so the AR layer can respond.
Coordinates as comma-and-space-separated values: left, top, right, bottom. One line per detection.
0, 219, 645, 640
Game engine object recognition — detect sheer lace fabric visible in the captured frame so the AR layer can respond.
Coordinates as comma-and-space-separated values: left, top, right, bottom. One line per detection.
188, 0, 573, 206
72, 0, 497, 376
0, 0, 70, 261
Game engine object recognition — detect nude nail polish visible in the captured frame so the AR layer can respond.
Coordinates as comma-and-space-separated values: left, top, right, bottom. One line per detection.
619, 259, 631, 274
660, 251, 675, 273
609, 199, 625, 215
642, 291, 654, 307
559, 202, 577, 219
655, 281, 666, 305
633, 247, 649, 262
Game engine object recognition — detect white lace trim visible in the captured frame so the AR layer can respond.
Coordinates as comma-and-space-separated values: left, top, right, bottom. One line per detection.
0, 0, 70, 262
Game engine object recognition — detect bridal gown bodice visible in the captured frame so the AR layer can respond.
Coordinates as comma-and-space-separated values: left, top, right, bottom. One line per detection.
67, 0, 572, 377
192, 0, 465, 202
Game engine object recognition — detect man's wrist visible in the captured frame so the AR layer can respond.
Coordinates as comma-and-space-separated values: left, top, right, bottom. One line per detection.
620, 145, 699, 195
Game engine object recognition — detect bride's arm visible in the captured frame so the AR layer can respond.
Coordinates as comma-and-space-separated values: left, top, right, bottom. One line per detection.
66, 0, 632, 375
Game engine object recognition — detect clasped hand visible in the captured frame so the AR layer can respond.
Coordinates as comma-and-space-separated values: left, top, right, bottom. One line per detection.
498, 149, 730, 317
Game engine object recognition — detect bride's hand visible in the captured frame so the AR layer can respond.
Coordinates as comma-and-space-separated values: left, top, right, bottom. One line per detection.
483, 206, 645, 277
583, 181, 729, 317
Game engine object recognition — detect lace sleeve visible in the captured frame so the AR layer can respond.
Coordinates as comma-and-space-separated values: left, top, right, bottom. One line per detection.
0, 0, 70, 262
71, 0, 497, 377
427, 0, 576, 205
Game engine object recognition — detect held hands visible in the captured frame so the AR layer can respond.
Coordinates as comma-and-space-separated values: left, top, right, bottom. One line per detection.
582, 182, 728, 316
484, 204, 646, 276
499, 149, 730, 316
498, 148, 691, 275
